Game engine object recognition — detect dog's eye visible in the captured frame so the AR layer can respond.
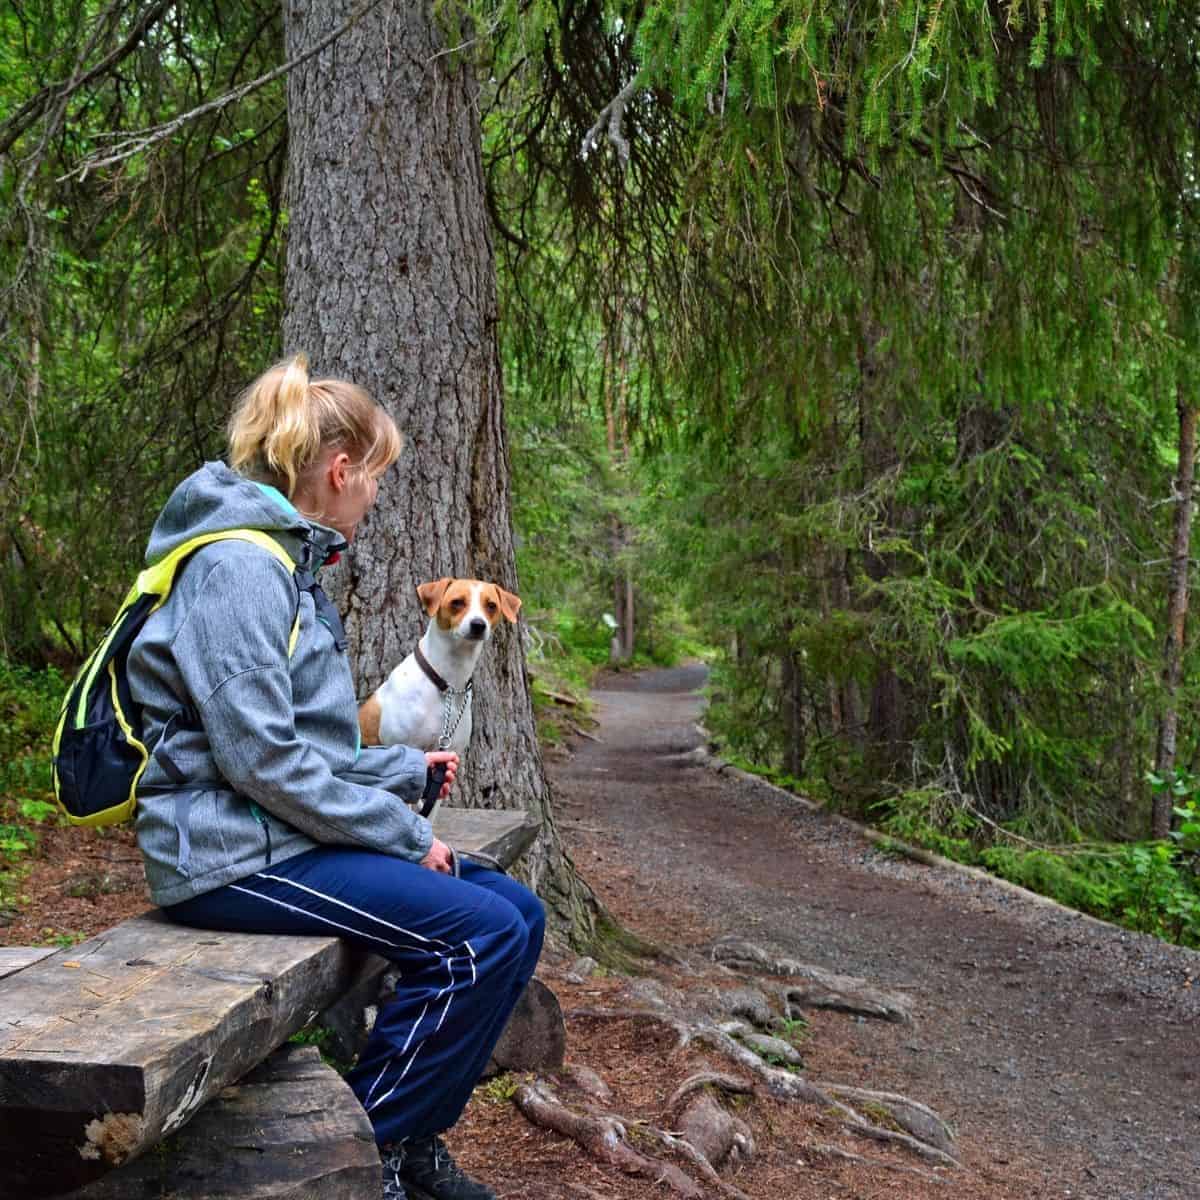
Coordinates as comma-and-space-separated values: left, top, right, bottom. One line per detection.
449, 598, 465, 610
486, 601, 498, 614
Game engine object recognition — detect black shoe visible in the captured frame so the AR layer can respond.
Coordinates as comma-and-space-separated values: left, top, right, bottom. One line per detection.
380, 1143, 409, 1199
391, 1135, 497, 1200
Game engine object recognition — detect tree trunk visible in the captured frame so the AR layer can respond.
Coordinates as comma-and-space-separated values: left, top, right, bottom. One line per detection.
603, 311, 634, 662
781, 647, 805, 777
857, 347, 902, 763
1152, 396, 1197, 839
282, 0, 596, 939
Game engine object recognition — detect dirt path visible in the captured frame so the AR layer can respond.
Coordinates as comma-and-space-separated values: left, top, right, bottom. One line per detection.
548, 665, 1200, 1200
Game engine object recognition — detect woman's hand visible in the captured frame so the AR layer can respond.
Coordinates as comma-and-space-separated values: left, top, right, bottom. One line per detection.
424, 750, 459, 799
420, 837, 454, 873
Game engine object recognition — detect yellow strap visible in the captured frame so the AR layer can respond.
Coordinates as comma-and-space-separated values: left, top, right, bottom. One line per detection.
136, 529, 296, 596
138, 529, 301, 654
71, 531, 300, 730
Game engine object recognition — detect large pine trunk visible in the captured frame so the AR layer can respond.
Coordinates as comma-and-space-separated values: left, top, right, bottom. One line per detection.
281, 0, 595, 938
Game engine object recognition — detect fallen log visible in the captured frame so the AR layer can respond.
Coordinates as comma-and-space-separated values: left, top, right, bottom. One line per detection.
64, 1043, 378, 1199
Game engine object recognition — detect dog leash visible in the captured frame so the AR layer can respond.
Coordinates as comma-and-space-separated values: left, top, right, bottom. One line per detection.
413, 641, 472, 818
447, 845, 507, 877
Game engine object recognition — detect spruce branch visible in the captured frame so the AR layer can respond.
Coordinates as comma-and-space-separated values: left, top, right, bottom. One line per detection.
57, 0, 386, 183
0, 0, 173, 158
581, 74, 641, 170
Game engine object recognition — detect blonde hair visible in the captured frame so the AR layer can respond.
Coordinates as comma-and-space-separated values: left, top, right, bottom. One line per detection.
227, 353, 403, 496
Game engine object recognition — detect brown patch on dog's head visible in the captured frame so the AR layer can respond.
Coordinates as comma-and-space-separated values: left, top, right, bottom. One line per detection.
417, 578, 453, 617
416, 577, 522, 630
484, 583, 521, 624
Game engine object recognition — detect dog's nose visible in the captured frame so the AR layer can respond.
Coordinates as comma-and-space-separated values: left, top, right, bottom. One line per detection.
468, 618, 488, 638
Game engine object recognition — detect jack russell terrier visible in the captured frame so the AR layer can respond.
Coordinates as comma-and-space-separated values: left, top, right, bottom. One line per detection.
358, 577, 521, 783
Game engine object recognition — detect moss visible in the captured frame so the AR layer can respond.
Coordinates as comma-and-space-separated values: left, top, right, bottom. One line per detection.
586, 909, 668, 975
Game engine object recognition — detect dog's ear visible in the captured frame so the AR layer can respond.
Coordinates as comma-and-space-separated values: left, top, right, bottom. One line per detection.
416, 578, 453, 616
496, 586, 522, 623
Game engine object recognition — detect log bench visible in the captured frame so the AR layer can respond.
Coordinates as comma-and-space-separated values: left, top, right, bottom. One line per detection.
0, 808, 538, 1198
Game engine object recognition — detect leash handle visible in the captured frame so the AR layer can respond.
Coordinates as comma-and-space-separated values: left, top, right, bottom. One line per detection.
419, 762, 447, 817
446, 845, 506, 877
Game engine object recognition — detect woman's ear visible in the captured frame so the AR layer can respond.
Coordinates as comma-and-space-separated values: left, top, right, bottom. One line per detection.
327, 449, 352, 492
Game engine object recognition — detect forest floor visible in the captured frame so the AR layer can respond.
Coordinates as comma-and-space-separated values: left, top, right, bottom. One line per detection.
5, 664, 1200, 1198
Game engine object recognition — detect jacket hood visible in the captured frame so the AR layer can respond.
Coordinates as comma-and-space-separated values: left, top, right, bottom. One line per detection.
145, 461, 346, 567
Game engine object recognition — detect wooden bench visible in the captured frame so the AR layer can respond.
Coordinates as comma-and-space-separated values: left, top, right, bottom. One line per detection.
0, 808, 538, 1198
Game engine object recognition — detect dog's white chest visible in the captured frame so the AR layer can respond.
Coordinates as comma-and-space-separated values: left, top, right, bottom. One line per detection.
375, 656, 474, 754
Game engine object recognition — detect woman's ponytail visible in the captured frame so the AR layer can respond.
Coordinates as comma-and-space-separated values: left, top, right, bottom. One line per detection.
227, 353, 401, 495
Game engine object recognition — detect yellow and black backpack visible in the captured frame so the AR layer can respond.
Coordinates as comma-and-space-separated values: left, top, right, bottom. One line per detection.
51, 530, 300, 827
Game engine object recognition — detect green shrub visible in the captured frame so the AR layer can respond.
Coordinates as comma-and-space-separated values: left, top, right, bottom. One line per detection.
0, 659, 65, 915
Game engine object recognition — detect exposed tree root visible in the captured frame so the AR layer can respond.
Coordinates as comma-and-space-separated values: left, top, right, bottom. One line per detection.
570, 1004, 696, 1049
566, 1003, 960, 1168
709, 937, 914, 1023
633, 1117, 753, 1200
530, 946, 959, 1197
514, 1078, 707, 1197
667, 1070, 755, 1110
821, 1084, 957, 1155
810, 1141, 951, 1184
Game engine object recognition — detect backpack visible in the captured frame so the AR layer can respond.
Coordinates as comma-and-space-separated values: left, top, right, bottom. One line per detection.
51, 530, 301, 828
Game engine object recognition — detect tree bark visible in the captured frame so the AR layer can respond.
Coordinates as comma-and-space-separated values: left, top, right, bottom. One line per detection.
780, 647, 805, 777
857, 343, 903, 762
1152, 396, 1197, 839
281, 0, 596, 937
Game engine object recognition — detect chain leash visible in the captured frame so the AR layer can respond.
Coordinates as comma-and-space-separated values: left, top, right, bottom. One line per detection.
438, 681, 473, 750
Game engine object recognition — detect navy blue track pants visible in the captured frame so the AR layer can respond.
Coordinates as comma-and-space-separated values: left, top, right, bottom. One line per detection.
164, 846, 545, 1145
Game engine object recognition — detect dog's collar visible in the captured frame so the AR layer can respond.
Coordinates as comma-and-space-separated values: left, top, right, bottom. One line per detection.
415, 641, 466, 696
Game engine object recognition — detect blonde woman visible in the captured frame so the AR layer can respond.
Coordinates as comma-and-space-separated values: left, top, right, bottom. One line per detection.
128, 355, 542, 1200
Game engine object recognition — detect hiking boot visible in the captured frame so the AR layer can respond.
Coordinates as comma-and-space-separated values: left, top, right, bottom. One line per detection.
381, 1143, 410, 1199
388, 1135, 497, 1200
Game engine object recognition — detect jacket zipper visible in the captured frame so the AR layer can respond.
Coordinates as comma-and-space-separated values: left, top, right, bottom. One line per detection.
248, 800, 273, 866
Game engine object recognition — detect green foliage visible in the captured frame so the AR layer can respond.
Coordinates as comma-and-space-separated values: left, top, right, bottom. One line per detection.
778, 1015, 810, 1044
7, 0, 1200, 961
287, 1023, 353, 1075
873, 789, 979, 863
1147, 769, 1200, 855
479, 1073, 520, 1103
1, 0, 287, 662
0, 660, 63, 915
981, 842, 1200, 949
39, 929, 88, 949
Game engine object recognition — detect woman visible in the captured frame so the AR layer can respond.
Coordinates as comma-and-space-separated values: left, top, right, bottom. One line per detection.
127, 354, 543, 1200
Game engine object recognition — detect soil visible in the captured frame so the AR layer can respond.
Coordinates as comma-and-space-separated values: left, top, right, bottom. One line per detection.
5, 663, 1199, 1199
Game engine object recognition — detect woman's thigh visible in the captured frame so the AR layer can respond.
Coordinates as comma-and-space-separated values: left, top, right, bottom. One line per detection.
455, 857, 545, 932
166, 846, 528, 960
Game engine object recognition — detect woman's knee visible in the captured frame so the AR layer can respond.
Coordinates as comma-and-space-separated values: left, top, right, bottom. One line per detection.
491, 876, 545, 939
476, 893, 531, 965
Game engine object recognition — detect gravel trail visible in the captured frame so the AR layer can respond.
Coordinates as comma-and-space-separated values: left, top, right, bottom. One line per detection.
550, 664, 1200, 1200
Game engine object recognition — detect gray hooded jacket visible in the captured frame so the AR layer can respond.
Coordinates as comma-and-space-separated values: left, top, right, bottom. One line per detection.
127, 461, 432, 907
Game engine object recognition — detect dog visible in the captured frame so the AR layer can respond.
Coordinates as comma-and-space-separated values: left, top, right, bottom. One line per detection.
358, 577, 521, 760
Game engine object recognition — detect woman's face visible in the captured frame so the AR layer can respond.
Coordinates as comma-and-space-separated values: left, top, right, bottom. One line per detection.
302, 448, 382, 543
327, 462, 380, 543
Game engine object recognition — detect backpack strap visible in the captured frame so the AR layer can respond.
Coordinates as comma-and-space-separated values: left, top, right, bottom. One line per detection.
293, 561, 348, 653
142, 530, 303, 787
138, 529, 302, 654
